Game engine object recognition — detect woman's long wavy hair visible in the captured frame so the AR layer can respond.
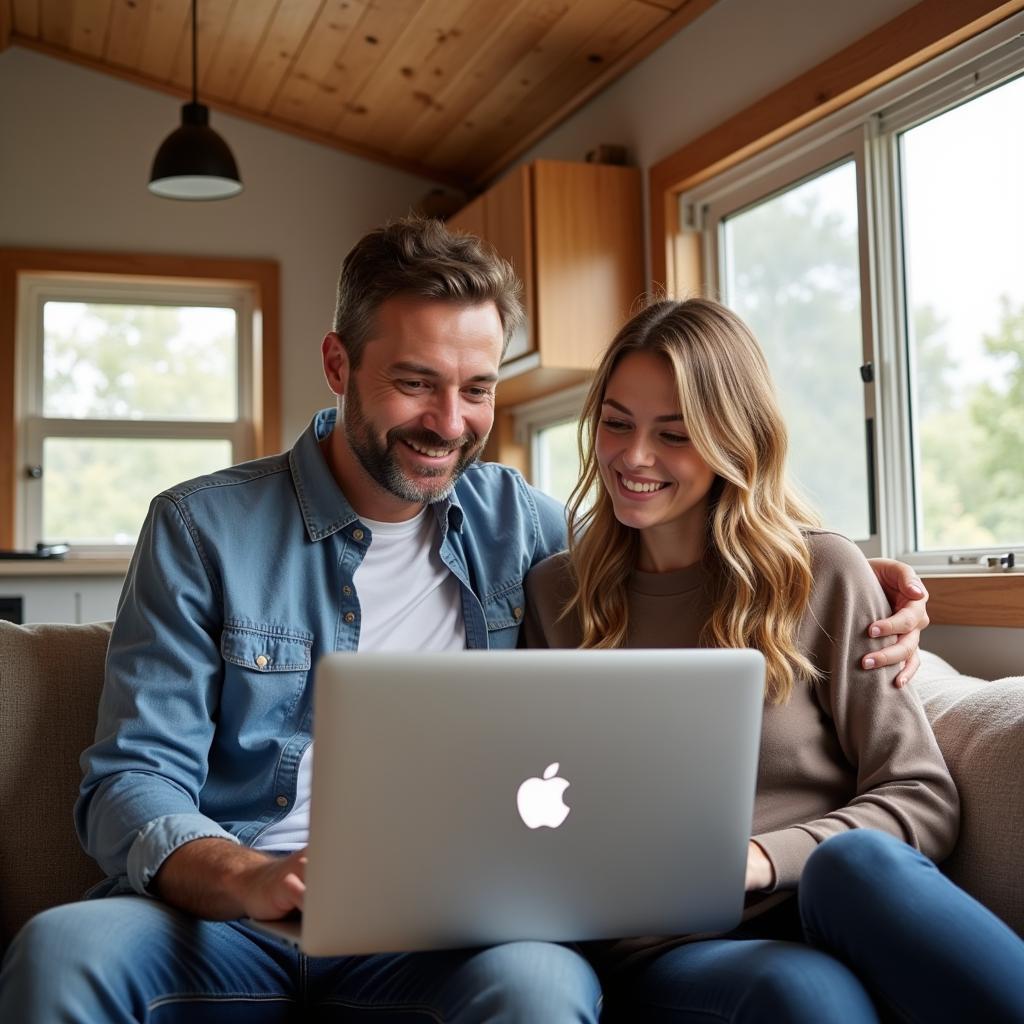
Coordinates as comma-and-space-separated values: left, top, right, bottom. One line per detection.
564, 298, 822, 703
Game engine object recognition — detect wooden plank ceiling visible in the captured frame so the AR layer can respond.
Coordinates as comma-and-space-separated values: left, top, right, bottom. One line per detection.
5, 0, 717, 187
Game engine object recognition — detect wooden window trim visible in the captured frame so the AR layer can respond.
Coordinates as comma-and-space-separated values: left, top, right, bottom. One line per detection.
0, 249, 281, 549
647, 0, 1024, 628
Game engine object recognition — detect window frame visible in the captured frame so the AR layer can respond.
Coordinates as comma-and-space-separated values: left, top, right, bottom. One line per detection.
0, 249, 281, 553
872, 41, 1024, 571
16, 274, 257, 552
690, 126, 881, 556
670, 15, 1024, 577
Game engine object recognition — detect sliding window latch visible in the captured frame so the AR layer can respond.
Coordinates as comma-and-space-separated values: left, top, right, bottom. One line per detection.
948, 552, 1016, 571
988, 552, 1016, 571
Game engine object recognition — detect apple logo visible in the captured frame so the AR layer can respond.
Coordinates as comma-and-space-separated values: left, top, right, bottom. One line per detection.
516, 762, 571, 829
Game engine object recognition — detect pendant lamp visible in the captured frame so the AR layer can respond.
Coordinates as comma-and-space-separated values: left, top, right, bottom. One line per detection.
148, 0, 242, 200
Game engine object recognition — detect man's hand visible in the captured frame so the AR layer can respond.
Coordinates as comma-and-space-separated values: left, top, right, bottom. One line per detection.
745, 840, 775, 892
153, 838, 306, 921
865, 558, 930, 688
231, 847, 307, 921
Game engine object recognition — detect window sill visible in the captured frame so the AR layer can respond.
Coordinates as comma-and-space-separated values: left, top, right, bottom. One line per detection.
918, 573, 1024, 628
0, 557, 131, 578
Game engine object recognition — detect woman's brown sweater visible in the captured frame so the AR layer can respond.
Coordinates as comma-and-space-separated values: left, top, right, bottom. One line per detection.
522, 530, 959, 959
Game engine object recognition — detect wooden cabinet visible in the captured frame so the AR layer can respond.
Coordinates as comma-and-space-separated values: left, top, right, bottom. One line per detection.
447, 159, 644, 408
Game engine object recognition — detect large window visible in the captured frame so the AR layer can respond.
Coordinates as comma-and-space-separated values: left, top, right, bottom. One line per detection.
718, 153, 871, 543
13, 270, 268, 553
895, 73, 1024, 553
681, 27, 1024, 570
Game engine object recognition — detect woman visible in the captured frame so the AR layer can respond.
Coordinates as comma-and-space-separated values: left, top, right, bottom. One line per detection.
523, 298, 1024, 1023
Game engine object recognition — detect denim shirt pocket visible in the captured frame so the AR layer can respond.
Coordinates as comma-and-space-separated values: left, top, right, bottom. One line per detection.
220, 622, 314, 720
483, 582, 526, 648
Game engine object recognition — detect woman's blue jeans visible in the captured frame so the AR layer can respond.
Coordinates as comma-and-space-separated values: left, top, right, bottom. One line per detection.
609, 829, 1024, 1022
2, 830, 1022, 1022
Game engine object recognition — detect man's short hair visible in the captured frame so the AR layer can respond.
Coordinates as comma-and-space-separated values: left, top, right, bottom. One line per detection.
333, 215, 524, 367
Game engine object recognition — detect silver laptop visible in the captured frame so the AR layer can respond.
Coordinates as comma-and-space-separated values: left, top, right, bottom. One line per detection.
255, 648, 764, 956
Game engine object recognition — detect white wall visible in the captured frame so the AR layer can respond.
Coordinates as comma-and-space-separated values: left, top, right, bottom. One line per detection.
0, 46, 437, 446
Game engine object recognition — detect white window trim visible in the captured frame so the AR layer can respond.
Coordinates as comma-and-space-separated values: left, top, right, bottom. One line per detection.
16, 273, 257, 554
679, 15, 1024, 574
511, 384, 588, 497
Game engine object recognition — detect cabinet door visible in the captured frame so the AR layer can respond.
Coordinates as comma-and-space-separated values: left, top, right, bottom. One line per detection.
485, 166, 534, 362
532, 161, 644, 369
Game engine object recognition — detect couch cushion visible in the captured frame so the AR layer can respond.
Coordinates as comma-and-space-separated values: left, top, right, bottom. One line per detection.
0, 620, 111, 949
915, 649, 1024, 936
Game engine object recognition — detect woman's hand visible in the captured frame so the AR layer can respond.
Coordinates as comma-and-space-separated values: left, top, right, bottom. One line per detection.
865, 558, 930, 687
745, 840, 775, 892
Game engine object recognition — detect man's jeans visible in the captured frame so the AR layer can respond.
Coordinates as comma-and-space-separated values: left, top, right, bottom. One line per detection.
0, 898, 602, 1022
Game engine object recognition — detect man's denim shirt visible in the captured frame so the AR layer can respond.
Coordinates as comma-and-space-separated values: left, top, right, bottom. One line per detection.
76, 409, 567, 897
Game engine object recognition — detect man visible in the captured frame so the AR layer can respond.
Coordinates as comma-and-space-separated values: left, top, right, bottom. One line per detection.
0, 217, 929, 1021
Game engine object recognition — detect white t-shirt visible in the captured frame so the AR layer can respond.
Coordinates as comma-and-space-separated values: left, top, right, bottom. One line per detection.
253, 507, 465, 852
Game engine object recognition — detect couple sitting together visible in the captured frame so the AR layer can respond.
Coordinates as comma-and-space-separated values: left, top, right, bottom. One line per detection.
2, 217, 1022, 1022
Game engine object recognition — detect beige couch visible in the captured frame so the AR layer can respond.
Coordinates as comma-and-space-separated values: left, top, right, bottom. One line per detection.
2, 620, 1022, 952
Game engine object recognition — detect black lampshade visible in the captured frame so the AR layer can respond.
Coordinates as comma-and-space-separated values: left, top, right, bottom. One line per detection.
149, 102, 242, 200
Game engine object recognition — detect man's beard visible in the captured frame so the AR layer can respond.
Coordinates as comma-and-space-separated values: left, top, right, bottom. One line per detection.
343, 382, 487, 505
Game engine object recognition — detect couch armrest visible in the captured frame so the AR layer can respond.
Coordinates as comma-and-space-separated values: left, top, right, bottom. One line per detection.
0, 620, 112, 951
914, 650, 1024, 936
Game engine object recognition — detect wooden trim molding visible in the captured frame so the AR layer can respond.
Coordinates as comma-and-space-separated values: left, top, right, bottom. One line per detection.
922, 574, 1024, 629
648, 0, 1024, 288
0, 249, 281, 549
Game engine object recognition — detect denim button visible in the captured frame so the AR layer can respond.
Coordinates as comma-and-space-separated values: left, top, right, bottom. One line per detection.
513, 607, 523, 620
255, 654, 269, 668
343, 585, 352, 595
276, 795, 288, 807
344, 612, 356, 623
352, 528, 364, 541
